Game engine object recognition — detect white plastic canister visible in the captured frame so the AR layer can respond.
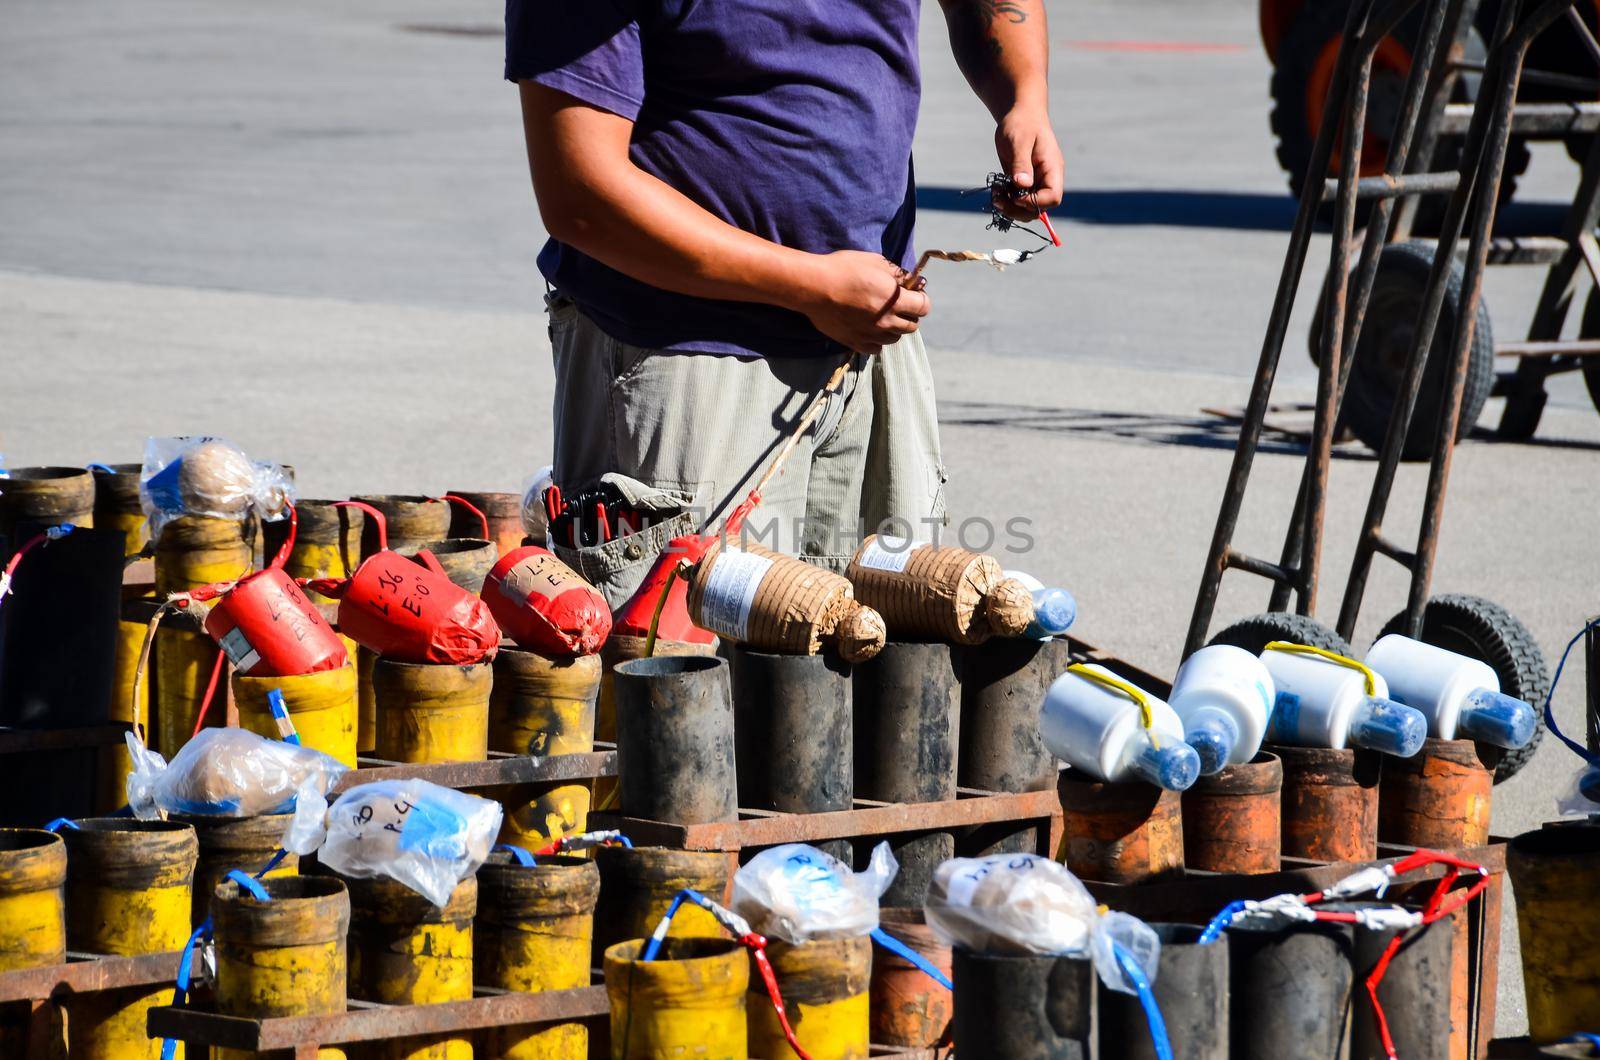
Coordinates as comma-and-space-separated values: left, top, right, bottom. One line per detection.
1039, 664, 1198, 790
1259, 645, 1427, 757
1364, 634, 1536, 748
1170, 644, 1276, 774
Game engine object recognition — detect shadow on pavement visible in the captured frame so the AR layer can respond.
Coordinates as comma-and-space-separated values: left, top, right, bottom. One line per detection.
916, 186, 1576, 236
936, 399, 1377, 458
916, 186, 1299, 231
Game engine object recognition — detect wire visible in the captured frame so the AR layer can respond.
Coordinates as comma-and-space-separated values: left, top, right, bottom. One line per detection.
1541, 618, 1600, 763
1112, 940, 1173, 1060
641, 888, 812, 1060
190, 649, 227, 739
869, 927, 952, 989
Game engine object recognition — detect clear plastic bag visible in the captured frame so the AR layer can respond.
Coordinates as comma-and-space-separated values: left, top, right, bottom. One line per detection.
125, 728, 347, 819
284, 779, 501, 908
730, 842, 898, 944
924, 853, 1160, 995
141, 436, 296, 537
519, 465, 554, 544
1556, 760, 1600, 817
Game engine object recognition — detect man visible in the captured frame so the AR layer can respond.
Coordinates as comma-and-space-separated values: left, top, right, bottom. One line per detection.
507, 0, 1063, 606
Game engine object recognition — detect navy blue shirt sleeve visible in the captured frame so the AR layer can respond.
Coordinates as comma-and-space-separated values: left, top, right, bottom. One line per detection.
504, 0, 645, 122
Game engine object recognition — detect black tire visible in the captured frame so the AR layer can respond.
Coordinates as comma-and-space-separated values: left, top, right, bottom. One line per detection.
1336, 240, 1494, 459
1209, 611, 1354, 656
1271, 5, 1523, 220
1576, 288, 1600, 418
1378, 594, 1549, 783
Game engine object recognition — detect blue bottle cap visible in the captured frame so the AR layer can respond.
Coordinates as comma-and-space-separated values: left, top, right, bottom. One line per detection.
1184, 709, 1240, 776
1348, 697, 1427, 758
1129, 738, 1200, 792
1025, 587, 1077, 639
1457, 688, 1537, 749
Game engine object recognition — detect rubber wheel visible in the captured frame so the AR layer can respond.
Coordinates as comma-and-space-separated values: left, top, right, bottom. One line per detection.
1333, 240, 1494, 459
1270, 4, 1524, 219
1209, 611, 1354, 656
1576, 288, 1600, 417
1378, 594, 1549, 783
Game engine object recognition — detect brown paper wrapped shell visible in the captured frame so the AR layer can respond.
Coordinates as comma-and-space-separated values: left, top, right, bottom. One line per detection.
845, 535, 1034, 645
685, 540, 885, 662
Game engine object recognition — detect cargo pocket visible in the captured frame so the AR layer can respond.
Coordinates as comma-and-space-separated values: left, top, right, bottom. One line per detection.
547, 475, 701, 610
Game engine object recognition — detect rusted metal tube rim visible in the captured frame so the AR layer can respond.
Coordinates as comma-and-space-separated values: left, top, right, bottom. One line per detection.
615, 655, 723, 679
1189, 750, 1283, 794
5, 467, 90, 482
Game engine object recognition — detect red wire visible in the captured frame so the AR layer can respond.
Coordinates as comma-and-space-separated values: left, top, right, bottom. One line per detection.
266, 504, 298, 571
1296, 849, 1491, 1060
1039, 210, 1062, 246
745, 937, 812, 1060
440, 494, 490, 540
332, 500, 388, 553
190, 649, 226, 738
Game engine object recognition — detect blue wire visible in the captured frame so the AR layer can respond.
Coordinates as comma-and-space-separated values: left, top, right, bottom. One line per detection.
1198, 901, 1247, 945
159, 852, 284, 1059
43, 818, 79, 833
1112, 940, 1173, 1060
1542, 619, 1600, 764
870, 927, 952, 990
642, 890, 702, 961
85, 463, 117, 474
1564, 1032, 1600, 1050
494, 843, 536, 866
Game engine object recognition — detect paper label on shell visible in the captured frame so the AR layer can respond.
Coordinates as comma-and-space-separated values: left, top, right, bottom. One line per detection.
499, 551, 586, 606
944, 861, 992, 907
217, 625, 262, 674
699, 548, 774, 640
858, 535, 920, 574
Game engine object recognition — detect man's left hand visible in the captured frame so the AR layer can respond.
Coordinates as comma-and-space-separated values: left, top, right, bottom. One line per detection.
994, 106, 1063, 221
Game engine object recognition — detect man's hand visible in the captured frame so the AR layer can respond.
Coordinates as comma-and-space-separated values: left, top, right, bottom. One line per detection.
792, 250, 932, 355
995, 106, 1064, 221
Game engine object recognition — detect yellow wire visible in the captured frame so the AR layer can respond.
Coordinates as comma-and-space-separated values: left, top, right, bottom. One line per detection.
1262, 641, 1379, 697
1066, 663, 1160, 749
642, 562, 685, 659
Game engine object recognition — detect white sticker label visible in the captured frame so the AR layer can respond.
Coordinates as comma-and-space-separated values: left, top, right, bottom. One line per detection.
858, 534, 919, 573
945, 863, 990, 908
698, 548, 774, 641
218, 626, 262, 674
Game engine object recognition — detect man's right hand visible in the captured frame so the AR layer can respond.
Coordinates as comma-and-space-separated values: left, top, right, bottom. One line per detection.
792, 250, 933, 355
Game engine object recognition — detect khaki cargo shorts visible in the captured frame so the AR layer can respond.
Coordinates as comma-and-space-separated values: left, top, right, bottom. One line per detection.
546, 293, 948, 608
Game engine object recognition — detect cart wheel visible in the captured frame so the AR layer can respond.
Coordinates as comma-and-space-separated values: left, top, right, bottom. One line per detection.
1378, 594, 1549, 783
1271, 5, 1520, 219
1576, 287, 1600, 418
1338, 240, 1494, 459
1209, 611, 1353, 656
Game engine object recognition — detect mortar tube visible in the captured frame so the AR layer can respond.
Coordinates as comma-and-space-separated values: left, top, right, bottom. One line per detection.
853, 641, 959, 905
730, 647, 852, 862
1101, 923, 1226, 1060
612, 655, 737, 826
1181, 752, 1283, 874
1270, 743, 1380, 862
952, 947, 1096, 1059
1227, 915, 1355, 1060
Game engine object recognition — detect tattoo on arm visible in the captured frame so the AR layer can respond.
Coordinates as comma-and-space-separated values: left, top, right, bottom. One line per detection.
951, 0, 1028, 73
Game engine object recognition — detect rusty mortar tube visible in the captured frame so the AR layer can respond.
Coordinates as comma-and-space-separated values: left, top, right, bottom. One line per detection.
1181, 751, 1283, 874
1378, 736, 1494, 849
1269, 742, 1380, 862
1057, 768, 1185, 884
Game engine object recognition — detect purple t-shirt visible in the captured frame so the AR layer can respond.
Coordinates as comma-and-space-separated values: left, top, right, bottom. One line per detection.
505, 0, 921, 358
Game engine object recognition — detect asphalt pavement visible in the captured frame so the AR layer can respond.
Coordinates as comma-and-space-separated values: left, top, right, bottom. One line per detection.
4, 0, 1600, 1036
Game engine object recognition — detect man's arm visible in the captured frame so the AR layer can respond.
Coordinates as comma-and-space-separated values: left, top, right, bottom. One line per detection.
520, 82, 930, 354
937, 0, 1063, 220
